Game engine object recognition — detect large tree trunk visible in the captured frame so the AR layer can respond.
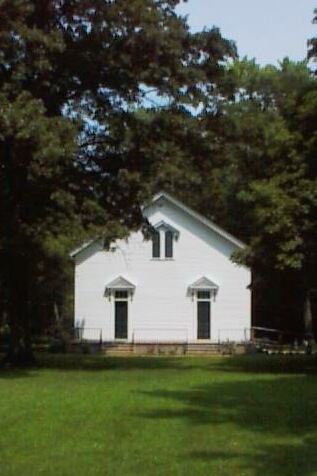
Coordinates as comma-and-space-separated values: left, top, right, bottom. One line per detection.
1, 138, 35, 366
2, 251, 35, 366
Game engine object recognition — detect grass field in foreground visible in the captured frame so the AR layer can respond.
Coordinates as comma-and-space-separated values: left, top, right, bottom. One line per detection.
1, 354, 317, 476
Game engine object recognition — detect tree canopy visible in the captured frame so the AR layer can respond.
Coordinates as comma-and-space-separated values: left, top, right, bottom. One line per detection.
0, 0, 236, 362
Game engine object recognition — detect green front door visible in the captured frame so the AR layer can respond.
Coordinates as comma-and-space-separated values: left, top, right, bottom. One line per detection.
115, 301, 128, 339
197, 301, 210, 339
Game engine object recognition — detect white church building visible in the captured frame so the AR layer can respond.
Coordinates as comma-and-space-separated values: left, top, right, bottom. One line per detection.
71, 192, 251, 345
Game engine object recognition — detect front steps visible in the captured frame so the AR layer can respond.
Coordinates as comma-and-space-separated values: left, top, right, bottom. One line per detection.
102, 342, 134, 355
186, 343, 221, 356
101, 342, 222, 356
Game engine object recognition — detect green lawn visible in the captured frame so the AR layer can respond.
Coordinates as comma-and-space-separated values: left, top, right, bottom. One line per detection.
1, 354, 317, 476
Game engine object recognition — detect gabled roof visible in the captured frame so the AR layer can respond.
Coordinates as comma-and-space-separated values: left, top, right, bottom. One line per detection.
189, 276, 219, 290
145, 191, 245, 249
70, 191, 245, 258
105, 276, 136, 290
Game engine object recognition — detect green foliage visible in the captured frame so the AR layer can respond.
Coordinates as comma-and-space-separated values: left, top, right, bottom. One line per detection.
308, 8, 317, 62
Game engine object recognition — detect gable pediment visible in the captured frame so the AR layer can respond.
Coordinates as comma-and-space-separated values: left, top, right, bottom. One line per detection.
105, 276, 136, 291
153, 220, 180, 239
189, 276, 219, 291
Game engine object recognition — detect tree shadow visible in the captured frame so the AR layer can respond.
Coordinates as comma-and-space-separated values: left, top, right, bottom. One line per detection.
31, 353, 201, 372
0, 353, 199, 377
209, 354, 317, 375
189, 437, 317, 476
138, 373, 317, 476
2, 352, 317, 375
0, 367, 35, 379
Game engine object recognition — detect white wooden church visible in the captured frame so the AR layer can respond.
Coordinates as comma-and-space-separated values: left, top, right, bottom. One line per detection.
71, 192, 251, 345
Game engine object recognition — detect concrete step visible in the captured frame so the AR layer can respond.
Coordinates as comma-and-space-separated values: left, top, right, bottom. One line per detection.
186, 344, 220, 353
101, 342, 221, 356
102, 343, 134, 355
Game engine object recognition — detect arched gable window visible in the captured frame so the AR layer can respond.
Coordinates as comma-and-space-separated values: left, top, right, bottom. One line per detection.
152, 230, 160, 258
151, 221, 179, 260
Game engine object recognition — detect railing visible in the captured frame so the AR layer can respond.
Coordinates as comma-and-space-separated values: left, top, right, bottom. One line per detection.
218, 328, 251, 343
74, 327, 103, 343
250, 326, 309, 343
132, 328, 188, 343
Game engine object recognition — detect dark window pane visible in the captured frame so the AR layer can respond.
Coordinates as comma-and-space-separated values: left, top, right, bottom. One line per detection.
197, 291, 211, 300
165, 230, 173, 258
152, 231, 160, 258
197, 301, 210, 339
115, 291, 128, 299
115, 301, 128, 339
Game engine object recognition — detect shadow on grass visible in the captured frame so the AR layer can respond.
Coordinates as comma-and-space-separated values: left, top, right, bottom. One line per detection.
190, 440, 317, 476
190, 437, 317, 476
138, 373, 317, 476
0, 353, 35, 378
0, 353, 201, 375
210, 354, 317, 375
1, 351, 317, 373
1, 352, 317, 376
0, 367, 34, 379
35, 353, 317, 375
38, 354, 200, 371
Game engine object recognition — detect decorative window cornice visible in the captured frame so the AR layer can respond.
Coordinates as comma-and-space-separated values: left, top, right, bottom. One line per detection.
188, 277, 219, 301
105, 276, 136, 300
152, 221, 180, 240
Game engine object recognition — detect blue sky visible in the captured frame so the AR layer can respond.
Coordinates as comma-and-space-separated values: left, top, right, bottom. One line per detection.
176, 0, 316, 66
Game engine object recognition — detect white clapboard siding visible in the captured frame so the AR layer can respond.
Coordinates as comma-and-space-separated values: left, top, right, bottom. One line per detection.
72, 193, 251, 343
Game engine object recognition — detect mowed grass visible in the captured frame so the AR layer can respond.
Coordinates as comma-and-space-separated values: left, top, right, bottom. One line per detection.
1, 355, 317, 476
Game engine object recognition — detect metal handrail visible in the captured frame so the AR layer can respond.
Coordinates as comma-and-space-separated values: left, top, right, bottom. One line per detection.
74, 327, 103, 343
132, 327, 188, 343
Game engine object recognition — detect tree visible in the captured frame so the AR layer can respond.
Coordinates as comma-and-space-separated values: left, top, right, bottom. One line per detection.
195, 59, 317, 336
0, 0, 236, 363
308, 7, 317, 63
